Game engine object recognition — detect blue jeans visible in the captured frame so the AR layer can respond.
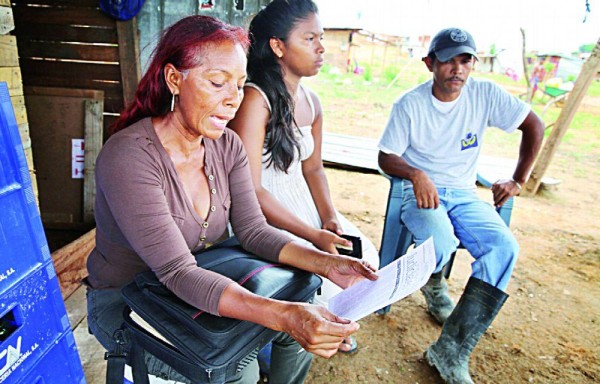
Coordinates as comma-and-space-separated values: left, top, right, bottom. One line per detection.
400, 187, 518, 291
86, 287, 312, 383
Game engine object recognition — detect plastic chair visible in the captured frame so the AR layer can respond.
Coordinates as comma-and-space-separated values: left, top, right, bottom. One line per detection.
376, 174, 513, 315
541, 85, 570, 118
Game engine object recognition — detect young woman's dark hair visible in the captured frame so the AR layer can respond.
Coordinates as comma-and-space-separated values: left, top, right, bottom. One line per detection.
247, 0, 318, 172
110, 15, 249, 135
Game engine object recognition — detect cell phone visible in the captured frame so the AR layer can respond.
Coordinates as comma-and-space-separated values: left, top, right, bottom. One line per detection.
335, 234, 362, 259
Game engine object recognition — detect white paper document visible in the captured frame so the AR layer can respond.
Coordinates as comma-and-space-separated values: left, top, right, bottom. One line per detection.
328, 237, 436, 321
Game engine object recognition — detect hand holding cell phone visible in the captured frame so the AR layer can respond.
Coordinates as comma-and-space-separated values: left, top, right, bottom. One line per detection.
335, 234, 362, 259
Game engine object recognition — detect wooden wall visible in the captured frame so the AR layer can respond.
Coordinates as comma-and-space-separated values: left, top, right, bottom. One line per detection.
5, 0, 268, 298
0, 0, 37, 200
322, 29, 354, 70
7, 0, 140, 297
11, 0, 140, 136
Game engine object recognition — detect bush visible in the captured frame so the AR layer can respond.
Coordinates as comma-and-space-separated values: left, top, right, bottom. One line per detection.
362, 64, 372, 82
382, 66, 398, 84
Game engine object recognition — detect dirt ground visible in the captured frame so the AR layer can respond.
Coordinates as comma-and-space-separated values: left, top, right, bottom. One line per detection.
303, 89, 600, 383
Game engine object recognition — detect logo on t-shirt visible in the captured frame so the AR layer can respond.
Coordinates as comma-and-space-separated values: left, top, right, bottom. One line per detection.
461, 132, 478, 150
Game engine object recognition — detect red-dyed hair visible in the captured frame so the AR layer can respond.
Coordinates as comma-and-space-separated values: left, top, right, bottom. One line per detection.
110, 15, 250, 135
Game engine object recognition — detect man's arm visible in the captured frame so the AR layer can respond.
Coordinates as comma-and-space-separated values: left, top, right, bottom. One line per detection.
378, 151, 439, 209
513, 111, 545, 184
491, 110, 545, 206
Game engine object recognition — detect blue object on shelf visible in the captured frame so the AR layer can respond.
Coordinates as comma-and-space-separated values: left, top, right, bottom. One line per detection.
0, 81, 51, 295
0, 261, 81, 382
15, 331, 86, 384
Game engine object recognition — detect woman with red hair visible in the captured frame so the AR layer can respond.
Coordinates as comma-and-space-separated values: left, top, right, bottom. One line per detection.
85, 15, 377, 383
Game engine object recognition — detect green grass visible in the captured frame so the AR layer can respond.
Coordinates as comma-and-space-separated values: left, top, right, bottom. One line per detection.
476, 71, 528, 88
585, 80, 600, 97
307, 67, 401, 105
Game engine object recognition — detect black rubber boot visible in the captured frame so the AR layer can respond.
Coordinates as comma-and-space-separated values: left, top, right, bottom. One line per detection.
424, 277, 508, 384
420, 271, 455, 324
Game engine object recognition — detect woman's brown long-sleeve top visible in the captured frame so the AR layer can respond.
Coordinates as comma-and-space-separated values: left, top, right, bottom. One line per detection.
86, 118, 291, 315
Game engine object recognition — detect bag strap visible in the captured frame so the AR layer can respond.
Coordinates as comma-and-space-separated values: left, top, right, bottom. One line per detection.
105, 328, 130, 384
105, 321, 150, 384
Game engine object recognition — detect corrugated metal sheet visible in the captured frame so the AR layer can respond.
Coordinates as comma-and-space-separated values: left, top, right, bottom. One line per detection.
138, 0, 270, 72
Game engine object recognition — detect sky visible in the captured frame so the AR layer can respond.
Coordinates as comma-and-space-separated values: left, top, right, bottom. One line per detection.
315, 0, 599, 68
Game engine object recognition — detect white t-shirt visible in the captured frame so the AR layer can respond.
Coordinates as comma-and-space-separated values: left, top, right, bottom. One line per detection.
378, 77, 530, 189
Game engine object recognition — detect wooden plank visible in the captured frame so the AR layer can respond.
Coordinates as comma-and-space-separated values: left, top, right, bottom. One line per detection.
18, 122, 30, 148
24, 85, 104, 99
22, 88, 126, 118
23, 145, 34, 172
12, 5, 114, 28
321, 132, 559, 188
23, 146, 38, 203
83, 99, 103, 223
13, 23, 118, 44
52, 228, 96, 299
0, 6, 14, 35
523, 38, 600, 196
22, 75, 123, 99
10, 94, 26, 125
14, 0, 98, 6
322, 132, 379, 173
117, 19, 141, 106
20, 58, 122, 82
18, 40, 119, 62
0, 67, 23, 95
0, 35, 18, 67
0, 0, 11, 7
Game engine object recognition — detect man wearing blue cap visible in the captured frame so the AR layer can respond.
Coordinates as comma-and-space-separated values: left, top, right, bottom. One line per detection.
377, 28, 544, 383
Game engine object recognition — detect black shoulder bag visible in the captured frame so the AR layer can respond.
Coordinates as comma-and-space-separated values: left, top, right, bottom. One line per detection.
107, 237, 321, 384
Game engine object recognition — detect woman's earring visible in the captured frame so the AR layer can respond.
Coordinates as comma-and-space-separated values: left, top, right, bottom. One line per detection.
170, 93, 175, 112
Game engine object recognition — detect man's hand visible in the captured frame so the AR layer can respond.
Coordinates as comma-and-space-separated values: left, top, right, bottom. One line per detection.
491, 179, 521, 207
378, 151, 438, 209
412, 171, 440, 209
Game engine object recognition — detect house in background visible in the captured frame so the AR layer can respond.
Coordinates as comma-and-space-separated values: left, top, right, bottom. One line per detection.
316, 0, 363, 71
321, 27, 360, 70
318, 9, 411, 75
536, 53, 584, 81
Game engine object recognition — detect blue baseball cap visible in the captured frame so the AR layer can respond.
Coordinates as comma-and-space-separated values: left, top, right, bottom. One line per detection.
427, 28, 479, 62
